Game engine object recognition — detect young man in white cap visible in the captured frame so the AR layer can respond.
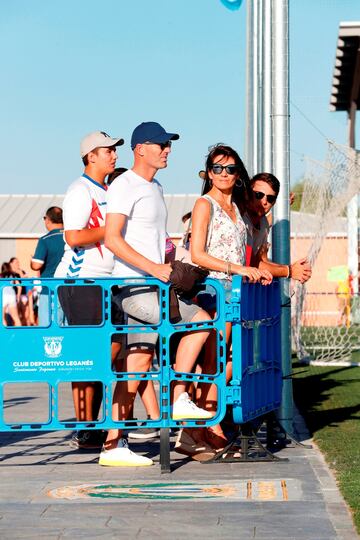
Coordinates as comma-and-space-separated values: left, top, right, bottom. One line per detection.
55, 130, 124, 449
101, 121, 212, 467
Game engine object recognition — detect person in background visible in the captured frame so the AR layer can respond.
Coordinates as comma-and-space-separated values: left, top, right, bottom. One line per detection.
9, 257, 26, 280
31, 206, 65, 326
175, 211, 193, 264
1, 262, 21, 326
106, 167, 128, 186
336, 272, 353, 327
9, 257, 34, 325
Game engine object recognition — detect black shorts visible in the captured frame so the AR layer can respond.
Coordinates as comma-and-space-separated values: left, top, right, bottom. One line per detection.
58, 285, 103, 325
111, 299, 124, 344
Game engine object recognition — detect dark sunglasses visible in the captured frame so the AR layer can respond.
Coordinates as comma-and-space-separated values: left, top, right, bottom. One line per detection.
252, 190, 277, 204
210, 164, 238, 175
144, 141, 172, 150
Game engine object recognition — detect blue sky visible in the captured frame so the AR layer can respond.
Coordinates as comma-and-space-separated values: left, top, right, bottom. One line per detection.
0, 0, 358, 195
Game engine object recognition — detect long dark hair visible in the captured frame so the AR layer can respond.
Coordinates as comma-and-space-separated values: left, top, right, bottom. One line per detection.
201, 144, 250, 212
1, 262, 13, 278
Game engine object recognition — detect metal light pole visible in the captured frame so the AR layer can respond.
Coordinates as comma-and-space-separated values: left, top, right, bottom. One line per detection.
256, 0, 264, 172
245, 0, 254, 174
245, 0, 265, 176
262, 0, 272, 172
245, 0, 260, 176
245, 0, 292, 433
271, 0, 292, 435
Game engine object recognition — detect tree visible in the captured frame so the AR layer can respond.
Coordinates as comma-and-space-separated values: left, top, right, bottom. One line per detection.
290, 179, 305, 212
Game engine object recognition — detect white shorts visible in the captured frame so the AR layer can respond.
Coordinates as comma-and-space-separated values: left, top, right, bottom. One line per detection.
114, 285, 202, 350
3, 287, 17, 309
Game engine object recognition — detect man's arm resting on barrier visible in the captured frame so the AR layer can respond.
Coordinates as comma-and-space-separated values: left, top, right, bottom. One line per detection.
258, 254, 312, 283
105, 212, 171, 282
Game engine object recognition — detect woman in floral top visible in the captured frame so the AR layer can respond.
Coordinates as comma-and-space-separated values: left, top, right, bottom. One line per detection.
193, 144, 271, 288
175, 144, 272, 460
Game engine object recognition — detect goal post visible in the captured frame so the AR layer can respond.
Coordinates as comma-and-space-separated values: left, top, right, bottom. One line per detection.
292, 142, 360, 366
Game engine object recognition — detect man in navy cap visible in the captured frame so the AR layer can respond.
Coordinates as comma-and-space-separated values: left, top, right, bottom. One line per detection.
102, 122, 212, 467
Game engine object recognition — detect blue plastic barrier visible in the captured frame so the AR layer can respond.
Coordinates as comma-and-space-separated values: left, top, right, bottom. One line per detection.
0, 276, 281, 432
229, 278, 282, 424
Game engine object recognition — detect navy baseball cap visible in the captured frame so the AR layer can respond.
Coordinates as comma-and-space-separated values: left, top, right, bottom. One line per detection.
131, 122, 179, 150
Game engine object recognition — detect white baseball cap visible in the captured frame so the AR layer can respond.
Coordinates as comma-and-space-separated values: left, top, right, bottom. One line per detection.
80, 131, 124, 158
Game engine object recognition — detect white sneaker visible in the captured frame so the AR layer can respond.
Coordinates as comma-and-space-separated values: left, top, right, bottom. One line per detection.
172, 392, 213, 420
99, 438, 153, 467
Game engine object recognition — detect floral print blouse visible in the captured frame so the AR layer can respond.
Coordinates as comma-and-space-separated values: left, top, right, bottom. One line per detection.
201, 194, 247, 281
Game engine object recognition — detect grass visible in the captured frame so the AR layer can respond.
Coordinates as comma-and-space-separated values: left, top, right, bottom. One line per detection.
292, 363, 360, 533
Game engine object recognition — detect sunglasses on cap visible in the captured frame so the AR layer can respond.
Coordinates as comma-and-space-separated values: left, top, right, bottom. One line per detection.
252, 190, 277, 204
210, 164, 238, 175
143, 141, 172, 151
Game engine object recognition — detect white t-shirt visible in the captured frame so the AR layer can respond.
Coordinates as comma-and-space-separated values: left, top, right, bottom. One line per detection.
55, 174, 114, 278
106, 169, 167, 277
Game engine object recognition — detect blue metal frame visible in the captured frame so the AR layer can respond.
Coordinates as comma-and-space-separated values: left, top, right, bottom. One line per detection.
0, 276, 282, 432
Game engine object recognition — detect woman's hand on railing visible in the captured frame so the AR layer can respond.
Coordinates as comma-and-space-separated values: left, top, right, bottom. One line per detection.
234, 265, 273, 284
234, 266, 262, 282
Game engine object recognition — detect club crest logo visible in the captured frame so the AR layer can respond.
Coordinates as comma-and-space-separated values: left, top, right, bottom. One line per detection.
43, 337, 63, 358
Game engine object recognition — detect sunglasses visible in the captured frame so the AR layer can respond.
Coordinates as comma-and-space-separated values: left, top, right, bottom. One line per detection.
252, 190, 277, 204
144, 141, 172, 150
210, 164, 238, 175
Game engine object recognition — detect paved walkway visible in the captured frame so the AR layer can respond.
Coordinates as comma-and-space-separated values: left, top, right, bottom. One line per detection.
0, 395, 358, 539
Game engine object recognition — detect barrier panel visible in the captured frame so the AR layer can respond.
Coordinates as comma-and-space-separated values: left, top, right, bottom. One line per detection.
229, 279, 282, 424
0, 276, 282, 435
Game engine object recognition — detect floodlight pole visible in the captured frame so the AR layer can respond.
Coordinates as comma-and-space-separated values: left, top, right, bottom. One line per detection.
262, 0, 272, 172
246, 0, 272, 174
246, 0, 266, 175
245, 0, 254, 174
246, 0, 292, 433
246, 0, 259, 175
270, 0, 292, 435
257, 0, 264, 172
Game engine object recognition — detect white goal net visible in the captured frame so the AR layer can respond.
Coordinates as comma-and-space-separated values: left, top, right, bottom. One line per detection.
291, 141, 360, 365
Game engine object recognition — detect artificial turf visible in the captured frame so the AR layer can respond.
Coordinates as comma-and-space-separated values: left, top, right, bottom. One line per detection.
292, 363, 360, 533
